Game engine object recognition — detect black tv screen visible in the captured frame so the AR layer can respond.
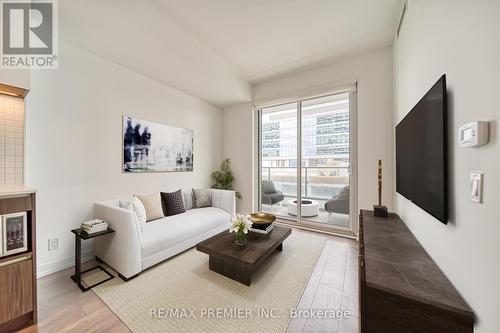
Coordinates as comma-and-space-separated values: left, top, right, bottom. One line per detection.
396, 75, 447, 224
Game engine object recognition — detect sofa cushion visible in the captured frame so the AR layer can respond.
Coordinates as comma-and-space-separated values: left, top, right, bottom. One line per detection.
119, 199, 133, 212
136, 193, 164, 222
192, 188, 211, 208
183, 191, 194, 210
335, 186, 350, 200
262, 180, 277, 194
120, 197, 147, 231
161, 190, 185, 216
141, 207, 230, 258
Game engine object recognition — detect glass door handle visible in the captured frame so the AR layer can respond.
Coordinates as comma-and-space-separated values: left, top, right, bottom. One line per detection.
347, 165, 352, 175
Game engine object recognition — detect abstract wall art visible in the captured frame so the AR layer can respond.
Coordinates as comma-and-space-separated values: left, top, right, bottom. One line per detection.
123, 116, 193, 172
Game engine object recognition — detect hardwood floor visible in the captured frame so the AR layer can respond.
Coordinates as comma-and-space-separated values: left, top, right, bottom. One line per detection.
19, 230, 358, 333
18, 260, 129, 333
287, 234, 359, 333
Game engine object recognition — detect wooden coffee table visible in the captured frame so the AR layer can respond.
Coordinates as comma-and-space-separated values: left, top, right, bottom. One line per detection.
196, 226, 292, 286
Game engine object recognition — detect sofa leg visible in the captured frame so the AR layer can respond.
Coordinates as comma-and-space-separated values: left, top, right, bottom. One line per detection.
119, 273, 139, 282
95, 256, 104, 264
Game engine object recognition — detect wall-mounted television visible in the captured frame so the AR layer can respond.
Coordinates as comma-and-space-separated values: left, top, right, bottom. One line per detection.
396, 75, 447, 224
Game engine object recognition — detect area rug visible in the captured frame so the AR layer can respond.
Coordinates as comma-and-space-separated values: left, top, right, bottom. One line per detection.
92, 230, 326, 333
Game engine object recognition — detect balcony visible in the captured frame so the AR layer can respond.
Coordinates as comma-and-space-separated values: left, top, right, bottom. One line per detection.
261, 166, 350, 228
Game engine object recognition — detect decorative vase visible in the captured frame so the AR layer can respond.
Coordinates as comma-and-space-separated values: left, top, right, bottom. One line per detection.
234, 230, 248, 249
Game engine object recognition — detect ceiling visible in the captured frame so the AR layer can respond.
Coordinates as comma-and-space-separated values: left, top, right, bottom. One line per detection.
60, 0, 403, 107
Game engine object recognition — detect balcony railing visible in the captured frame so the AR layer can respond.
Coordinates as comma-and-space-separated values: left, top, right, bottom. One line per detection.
261, 166, 349, 200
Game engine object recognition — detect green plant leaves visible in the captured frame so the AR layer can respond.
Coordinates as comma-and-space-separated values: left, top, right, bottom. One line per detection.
210, 158, 242, 199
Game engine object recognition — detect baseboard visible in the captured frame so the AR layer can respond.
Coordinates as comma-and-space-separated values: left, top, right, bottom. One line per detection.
37, 251, 94, 278
274, 219, 357, 239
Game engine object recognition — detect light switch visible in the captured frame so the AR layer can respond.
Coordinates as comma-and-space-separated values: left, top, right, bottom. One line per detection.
470, 172, 483, 203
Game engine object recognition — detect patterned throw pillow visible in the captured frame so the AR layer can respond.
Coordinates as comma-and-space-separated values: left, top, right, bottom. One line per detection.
135, 193, 164, 221
192, 188, 211, 208
160, 190, 186, 216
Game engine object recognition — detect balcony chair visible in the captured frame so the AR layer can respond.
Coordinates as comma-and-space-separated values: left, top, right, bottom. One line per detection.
325, 185, 349, 215
261, 180, 285, 205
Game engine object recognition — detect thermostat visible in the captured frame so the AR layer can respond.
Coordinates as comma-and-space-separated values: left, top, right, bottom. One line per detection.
458, 121, 489, 148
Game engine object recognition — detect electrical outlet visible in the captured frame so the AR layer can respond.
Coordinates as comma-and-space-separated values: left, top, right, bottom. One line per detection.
48, 237, 60, 251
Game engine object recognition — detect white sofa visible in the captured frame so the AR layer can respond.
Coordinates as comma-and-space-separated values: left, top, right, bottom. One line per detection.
93, 189, 235, 280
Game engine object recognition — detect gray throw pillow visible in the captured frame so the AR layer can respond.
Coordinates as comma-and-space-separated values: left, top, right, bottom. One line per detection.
192, 188, 211, 208
183, 191, 194, 210
335, 186, 350, 200
262, 180, 277, 194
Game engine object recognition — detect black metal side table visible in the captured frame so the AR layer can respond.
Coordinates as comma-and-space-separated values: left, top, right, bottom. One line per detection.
70, 227, 115, 292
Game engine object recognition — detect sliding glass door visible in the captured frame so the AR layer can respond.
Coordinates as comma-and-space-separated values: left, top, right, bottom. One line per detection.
258, 91, 356, 235
260, 103, 298, 218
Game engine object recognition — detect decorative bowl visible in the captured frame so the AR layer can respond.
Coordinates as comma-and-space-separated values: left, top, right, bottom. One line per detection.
248, 212, 276, 226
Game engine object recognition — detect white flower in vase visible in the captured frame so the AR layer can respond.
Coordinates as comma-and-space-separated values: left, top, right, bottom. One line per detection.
230, 214, 253, 248
229, 214, 253, 234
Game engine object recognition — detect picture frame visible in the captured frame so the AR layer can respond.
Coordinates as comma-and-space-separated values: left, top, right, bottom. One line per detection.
122, 116, 194, 173
2, 212, 28, 256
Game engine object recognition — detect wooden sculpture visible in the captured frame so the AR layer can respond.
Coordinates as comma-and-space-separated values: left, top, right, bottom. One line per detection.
373, 159, 388, 217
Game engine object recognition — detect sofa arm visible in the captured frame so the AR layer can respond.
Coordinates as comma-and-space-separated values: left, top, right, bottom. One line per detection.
93, 202, 142, 279
210, 189, 236, 217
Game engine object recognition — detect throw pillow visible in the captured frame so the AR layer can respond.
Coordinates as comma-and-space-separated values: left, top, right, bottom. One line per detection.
160, 190, 186, 216
119, 199, 133, 210
183, 191, 194, 210
136, 193, 164, 221
120, 198, 147, 231
335, 186, 350, 200
192, 188, 211, 208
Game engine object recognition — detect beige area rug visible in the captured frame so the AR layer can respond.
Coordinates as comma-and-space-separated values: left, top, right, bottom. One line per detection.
91, 230, 326, 333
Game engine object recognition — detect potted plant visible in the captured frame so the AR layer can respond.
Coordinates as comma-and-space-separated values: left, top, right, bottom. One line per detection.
210, 158, 242, 199
229, 214, 253, 248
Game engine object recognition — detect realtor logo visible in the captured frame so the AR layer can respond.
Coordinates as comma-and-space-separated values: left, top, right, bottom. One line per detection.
1, 0, 58, 69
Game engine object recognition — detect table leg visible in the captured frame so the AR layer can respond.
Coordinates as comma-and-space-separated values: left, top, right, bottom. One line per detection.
71, 235, 83, 290
276, 242, 283, 251
76, 235, 81, 283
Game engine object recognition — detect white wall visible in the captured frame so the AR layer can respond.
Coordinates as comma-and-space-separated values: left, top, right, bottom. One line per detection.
248, 46, 394, 213
394, 1, 500, 332
26, 42, 222, 277
0, 69, 30, 90
221, 102, 254, 214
